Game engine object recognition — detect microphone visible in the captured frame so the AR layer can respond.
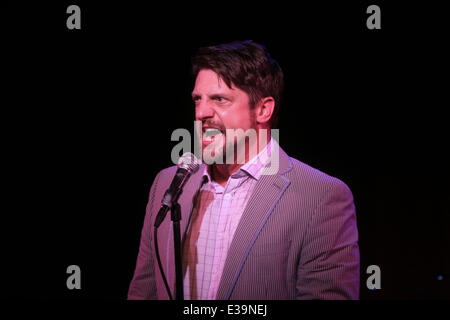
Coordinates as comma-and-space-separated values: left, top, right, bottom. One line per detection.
154, 152, 201, 228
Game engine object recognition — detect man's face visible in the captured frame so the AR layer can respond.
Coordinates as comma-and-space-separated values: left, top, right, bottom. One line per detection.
192, 69, 255, 164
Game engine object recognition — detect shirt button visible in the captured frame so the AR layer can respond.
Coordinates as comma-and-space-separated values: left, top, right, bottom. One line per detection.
213, 269, 217, 274
218, 232, 223, 238
224, 194, 231, 199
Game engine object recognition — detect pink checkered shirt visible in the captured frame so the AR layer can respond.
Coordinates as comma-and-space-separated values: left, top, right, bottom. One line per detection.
182, 139, 274, 300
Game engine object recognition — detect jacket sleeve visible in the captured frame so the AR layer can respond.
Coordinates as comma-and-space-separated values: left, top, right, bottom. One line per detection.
296, 180, 360, 299
127, 171, 162, 300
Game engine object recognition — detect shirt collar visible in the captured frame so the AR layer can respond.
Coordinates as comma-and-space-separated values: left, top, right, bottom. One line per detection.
201, 138, 275, 184
238, 138, 273, 180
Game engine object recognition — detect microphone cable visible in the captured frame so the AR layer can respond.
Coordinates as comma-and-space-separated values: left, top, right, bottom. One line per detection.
154, 226, 173, 300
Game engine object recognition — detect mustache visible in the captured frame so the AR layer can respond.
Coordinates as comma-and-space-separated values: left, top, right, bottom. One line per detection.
202, 121, 225, 132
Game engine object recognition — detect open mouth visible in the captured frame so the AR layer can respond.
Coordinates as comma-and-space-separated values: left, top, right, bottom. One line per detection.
202, 127, 224, 145
203, 128, 222, 136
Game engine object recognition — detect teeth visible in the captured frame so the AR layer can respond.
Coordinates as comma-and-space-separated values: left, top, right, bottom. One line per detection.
204, 128, 222, 137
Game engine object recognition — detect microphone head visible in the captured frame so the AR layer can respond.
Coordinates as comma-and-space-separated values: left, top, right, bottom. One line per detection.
178, 152, 201, 174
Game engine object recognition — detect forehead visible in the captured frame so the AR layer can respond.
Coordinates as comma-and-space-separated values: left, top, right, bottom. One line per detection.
193, 69, 234, 93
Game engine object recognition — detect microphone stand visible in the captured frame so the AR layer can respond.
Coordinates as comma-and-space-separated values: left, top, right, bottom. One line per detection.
154, 153, 200, 301
170, 201, 184, 301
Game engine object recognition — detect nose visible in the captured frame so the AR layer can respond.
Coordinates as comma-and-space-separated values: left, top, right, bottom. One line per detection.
195, 98, 214, 121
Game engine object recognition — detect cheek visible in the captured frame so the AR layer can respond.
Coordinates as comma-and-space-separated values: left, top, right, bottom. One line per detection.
218, 106, 253, 128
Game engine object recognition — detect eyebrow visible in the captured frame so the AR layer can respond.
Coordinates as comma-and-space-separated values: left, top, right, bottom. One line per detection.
191, 92, 232, 100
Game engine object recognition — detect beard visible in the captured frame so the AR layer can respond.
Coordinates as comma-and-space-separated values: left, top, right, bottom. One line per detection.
199, 128, 258, 166
195, 110, 257, 166
201, 126, 226, 165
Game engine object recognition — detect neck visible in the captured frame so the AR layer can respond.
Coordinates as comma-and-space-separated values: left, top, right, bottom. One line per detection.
209, 130, 271, 187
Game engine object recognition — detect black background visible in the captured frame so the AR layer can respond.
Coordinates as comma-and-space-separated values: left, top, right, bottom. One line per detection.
3, 1, 449, 300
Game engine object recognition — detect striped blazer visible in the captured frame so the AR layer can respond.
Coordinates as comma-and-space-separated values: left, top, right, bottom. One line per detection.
128, 146, 360, 300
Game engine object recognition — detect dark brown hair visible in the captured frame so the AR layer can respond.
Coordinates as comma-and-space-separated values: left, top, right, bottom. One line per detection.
192, 40, 284, 127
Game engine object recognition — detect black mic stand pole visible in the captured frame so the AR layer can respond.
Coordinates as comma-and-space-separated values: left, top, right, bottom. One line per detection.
170, 201, 184, 301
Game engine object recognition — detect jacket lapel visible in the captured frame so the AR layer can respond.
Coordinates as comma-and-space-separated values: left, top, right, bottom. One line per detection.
216, 148, 293, 299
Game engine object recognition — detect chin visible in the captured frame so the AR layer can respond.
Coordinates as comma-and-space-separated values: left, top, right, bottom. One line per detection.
202, 144, 226, 165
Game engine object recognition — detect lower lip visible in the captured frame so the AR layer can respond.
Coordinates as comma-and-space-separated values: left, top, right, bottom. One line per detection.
202, 140, 214, 147
202, 131, 223, 147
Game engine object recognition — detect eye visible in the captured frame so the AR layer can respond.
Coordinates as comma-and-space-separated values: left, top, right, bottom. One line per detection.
215, 96, 225, 102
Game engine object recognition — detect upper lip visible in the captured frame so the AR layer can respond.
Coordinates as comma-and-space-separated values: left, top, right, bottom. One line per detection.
202, 126, 222, 131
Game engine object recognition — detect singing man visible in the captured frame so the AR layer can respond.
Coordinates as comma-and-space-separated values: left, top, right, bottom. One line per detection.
128, 41, 360, 300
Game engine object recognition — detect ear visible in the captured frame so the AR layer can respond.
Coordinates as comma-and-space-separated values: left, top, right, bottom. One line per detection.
255, 97, 275, 127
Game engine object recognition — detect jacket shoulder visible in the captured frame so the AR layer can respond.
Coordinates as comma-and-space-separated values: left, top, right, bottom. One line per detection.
156, 165, 177, 179
147, 166, 178, 199
287, 157, 352, 196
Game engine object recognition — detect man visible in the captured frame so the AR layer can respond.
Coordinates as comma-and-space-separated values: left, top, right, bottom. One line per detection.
128, 41, 360, 300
